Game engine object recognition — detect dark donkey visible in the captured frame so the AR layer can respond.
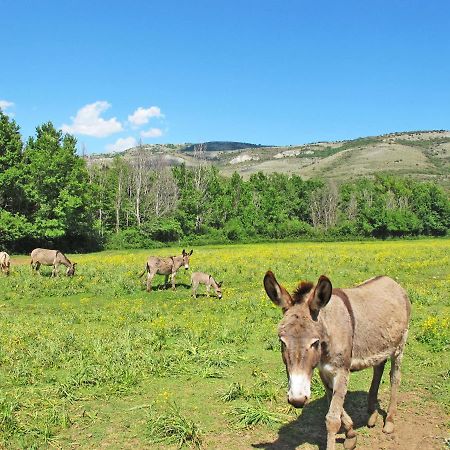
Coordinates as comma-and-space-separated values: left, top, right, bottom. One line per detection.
141, 249, 193, 292
263, 271, 410, 450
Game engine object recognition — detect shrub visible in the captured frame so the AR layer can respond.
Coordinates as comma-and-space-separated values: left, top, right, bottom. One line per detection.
224, 219, 246, 242
105, 229, 161, 249
142, 218, 184, 242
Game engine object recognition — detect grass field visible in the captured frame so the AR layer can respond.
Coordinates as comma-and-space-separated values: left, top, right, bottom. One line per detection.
0, 240, 449, 449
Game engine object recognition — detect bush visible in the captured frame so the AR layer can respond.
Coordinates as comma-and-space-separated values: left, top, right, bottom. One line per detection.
105, 229, 160, 250
142, 218, 184, 242
224, 219, 246, 241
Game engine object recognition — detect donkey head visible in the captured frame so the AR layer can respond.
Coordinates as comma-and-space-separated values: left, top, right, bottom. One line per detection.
215, 281, 223, 299
263, 271, 332, 408
66, 263, 77, 277
181, 249, 193, 270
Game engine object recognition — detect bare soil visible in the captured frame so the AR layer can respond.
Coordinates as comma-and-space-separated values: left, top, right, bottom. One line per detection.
205, 392, 448, 450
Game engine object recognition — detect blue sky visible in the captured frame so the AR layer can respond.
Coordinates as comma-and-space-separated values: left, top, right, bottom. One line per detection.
1, 0, 449, 154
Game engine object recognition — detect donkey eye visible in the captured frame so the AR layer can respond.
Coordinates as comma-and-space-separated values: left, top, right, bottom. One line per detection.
311, 340, 320, 349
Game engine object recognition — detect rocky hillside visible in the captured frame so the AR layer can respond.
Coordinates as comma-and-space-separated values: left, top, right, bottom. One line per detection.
87, 131, 450, 187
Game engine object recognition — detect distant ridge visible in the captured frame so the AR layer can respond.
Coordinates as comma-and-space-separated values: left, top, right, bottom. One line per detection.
87, 130, 450, 189
182, 141, 268, 152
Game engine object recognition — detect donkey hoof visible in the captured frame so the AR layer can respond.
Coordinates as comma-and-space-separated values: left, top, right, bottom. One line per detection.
382, 421, 395, 434
344, 435, 357, 449
367, 411, 378, 427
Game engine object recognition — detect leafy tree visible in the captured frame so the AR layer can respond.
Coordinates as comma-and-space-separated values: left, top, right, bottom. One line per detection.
22, 122, 97, 243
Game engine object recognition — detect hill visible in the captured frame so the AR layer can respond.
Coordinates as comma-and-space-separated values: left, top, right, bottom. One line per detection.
87, 130, 450, 187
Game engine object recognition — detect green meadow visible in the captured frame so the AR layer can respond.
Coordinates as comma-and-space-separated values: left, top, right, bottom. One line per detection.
0, 240, 449, 449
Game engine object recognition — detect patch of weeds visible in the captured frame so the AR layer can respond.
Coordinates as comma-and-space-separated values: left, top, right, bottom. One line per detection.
221, 382, 245, 402
229, 402, 286, 428
0, 396, 21, 439
246, 379, 279, 401
200, 367, 224, 379
416, 316, 449, 352
146, 403, 202, 448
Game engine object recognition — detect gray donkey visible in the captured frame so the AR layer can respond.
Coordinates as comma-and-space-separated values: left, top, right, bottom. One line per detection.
30, 248, 77, 277
191, 272, 223, 299
141, 249, 193, 292
0, 251, 11, 275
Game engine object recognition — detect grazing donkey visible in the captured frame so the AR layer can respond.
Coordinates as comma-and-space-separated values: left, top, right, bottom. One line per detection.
30, 248, 77, 277
191, 272, 223, 299
0, 251, 11, 275
141, 249, 193, 292
263, 271, 410, 450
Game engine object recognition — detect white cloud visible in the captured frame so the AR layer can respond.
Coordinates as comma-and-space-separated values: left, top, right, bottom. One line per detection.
61, 101, 123, 137
105, 136, 137, 153
141, 127, 163, 138
128, 106, 163, 126
0, 100, 14, 114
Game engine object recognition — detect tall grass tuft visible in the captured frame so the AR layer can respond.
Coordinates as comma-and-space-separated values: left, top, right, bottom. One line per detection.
229, 402, 285, 428
146, 403, 202, 448
0, 397, 21, 439
221, 382, 245, 402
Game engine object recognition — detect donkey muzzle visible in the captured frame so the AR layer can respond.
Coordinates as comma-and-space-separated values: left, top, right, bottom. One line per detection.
287, 373, 311, 408
288, 395, 309, 408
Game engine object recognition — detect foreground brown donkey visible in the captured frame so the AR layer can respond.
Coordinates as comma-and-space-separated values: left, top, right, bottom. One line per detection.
263, 271, 410, 450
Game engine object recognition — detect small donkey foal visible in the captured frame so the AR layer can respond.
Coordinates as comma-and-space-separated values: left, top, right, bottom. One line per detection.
191, 272, 223, 299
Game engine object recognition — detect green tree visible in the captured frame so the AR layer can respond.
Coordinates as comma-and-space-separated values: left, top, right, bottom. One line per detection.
22, 122, 97, 245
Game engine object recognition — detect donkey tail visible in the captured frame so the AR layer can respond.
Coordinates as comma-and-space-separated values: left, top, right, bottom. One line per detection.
138, 263, 148, 278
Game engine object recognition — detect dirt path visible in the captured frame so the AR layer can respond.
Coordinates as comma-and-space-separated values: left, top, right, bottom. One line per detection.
206, 392, 448, 450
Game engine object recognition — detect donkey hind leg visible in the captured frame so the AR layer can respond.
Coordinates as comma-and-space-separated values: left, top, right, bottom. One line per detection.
383, 350, 404, 434
320, 371, 357, 450
367, 361, 386, 427
146, 271, 156, 292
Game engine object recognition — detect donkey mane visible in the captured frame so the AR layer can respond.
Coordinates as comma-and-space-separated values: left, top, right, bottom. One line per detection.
293, 281, 314, 303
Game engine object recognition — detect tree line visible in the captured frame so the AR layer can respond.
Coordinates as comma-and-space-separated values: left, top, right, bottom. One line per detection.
1, 112, 449, 252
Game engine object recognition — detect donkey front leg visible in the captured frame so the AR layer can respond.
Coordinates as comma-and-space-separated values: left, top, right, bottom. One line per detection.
383, 353, 403, 434
192, 281, 198, 298
321, 371, 356, 450
325, 370, 350, 450
51, 263, 58, 277
368, 361, 386, 427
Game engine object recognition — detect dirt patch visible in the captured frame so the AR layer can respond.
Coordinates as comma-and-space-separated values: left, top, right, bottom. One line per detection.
204, 392, 448, 450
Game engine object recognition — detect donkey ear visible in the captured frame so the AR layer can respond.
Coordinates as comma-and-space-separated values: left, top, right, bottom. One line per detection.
182, 249, 186, 255
309, 275, 332, 319
73, 263, 77, 267
189, 249, 193, 256
218, 281, 223, 287
263, 271, 293, 312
